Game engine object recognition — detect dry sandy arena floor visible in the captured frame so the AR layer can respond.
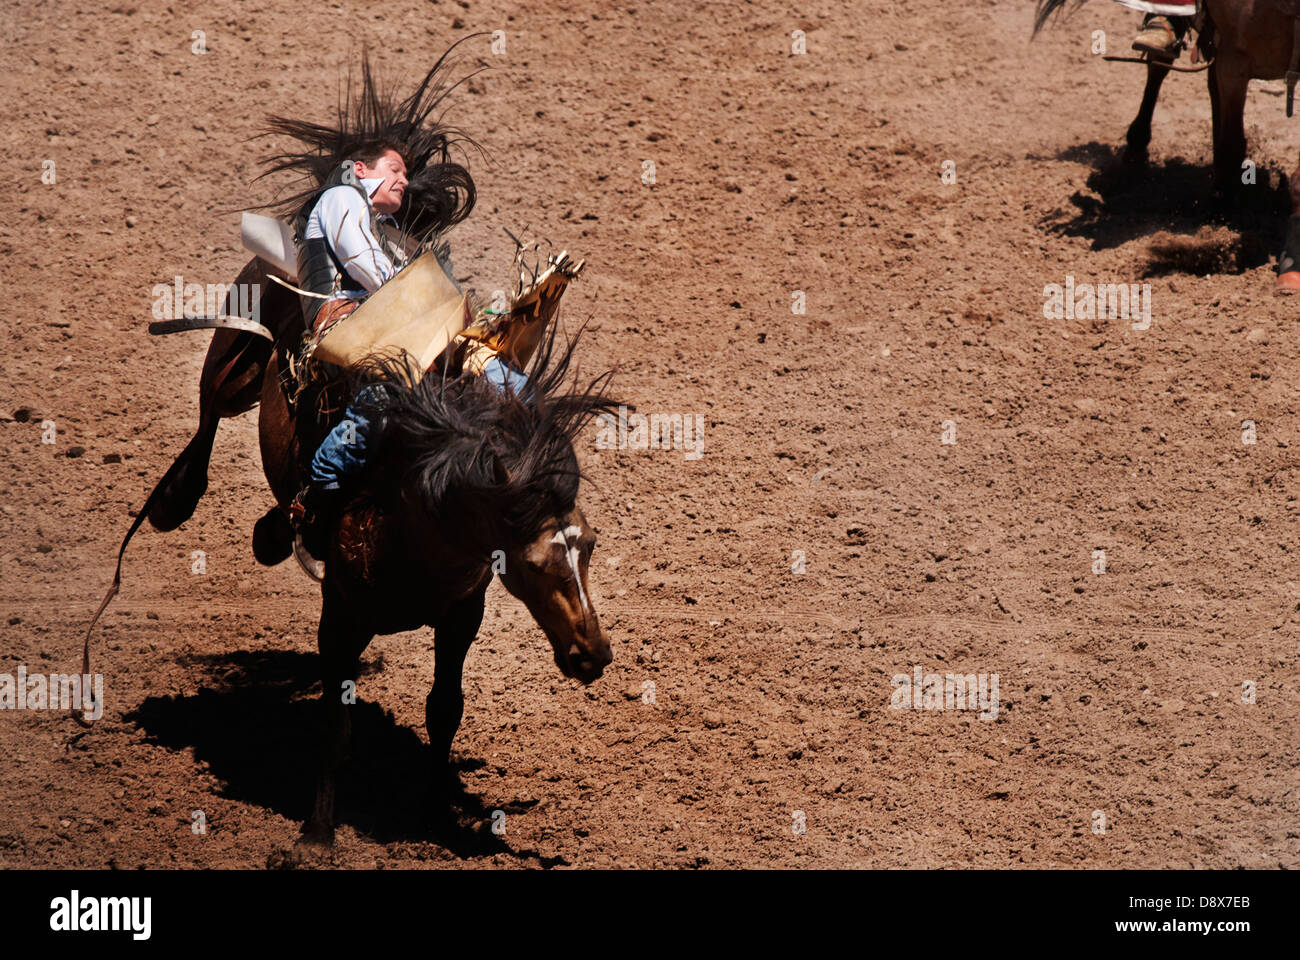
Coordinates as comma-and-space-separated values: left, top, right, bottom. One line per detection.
1, 0, 1297, 868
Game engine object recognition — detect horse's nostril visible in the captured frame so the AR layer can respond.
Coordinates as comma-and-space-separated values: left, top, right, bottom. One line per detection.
576, 659, 605, 681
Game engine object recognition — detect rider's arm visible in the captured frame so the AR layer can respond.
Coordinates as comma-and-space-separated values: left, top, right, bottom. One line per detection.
313, 186, 398, 293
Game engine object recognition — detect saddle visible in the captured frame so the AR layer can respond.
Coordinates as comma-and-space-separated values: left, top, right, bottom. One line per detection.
308, 247, 471, 375
303, 234, 586, 388
234, 213, 588, 462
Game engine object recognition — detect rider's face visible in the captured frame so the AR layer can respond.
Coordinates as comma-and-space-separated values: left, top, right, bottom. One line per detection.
355, 149, 408, 215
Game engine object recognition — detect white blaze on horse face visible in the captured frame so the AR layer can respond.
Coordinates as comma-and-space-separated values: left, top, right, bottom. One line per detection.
550, 525, 591, 616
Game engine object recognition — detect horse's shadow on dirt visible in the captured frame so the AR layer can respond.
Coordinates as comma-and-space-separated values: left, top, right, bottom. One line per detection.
124, 649, 566, 867
1035, 142, 1291, 276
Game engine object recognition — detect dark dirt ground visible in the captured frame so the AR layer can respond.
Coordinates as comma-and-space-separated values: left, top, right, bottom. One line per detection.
1, 0, 1296, 868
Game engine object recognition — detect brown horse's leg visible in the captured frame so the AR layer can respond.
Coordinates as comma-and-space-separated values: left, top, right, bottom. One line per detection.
426, 589, 487, 812
1124, 60, 1173, 165
259, 346, 303, 512
301, 591, 373, 847
1209, 52, 1251, 196
146, 329, 263, 531
147, 257, 295, 532
1276, 155, 1300, 292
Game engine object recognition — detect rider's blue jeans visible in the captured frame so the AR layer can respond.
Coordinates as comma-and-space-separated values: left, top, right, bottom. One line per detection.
308, 357, 529, 490
482, 354, 529, 395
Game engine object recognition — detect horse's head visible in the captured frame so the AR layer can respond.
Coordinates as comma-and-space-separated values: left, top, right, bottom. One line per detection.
498, 504, 609, 684
362, 327, 618, 685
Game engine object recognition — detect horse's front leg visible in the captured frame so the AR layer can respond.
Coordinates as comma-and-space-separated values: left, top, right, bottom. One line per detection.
1209, 52, 1251, 197
1125, 60, 1172, 165
426, 589, 487, 812
301, 591, 373, 848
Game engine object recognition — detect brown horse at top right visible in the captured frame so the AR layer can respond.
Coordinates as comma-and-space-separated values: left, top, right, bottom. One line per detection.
1035, 0, 1300, 291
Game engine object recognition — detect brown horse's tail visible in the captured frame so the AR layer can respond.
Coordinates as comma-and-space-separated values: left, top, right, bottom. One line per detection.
74, 457, 184, 727
76, 411, 232, 725
1033, 0, 1090, 35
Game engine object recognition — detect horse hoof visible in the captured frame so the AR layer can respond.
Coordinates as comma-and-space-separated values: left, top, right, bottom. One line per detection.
266, 845, 306, 870
291, 839, 331, 862
147, 472, 208, 532
1121, 145, 1148, 168
267, 836, 332, 869
298, 822, 335, 849
253, 507, 293, 565
1276, 271, 1300, 294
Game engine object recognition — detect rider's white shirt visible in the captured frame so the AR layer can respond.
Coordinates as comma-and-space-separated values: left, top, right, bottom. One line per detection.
303, 178, 402, 294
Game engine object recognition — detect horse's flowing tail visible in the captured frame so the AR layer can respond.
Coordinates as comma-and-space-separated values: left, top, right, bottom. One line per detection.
75, 451, 188, 727
1034, 0, 1091, 35
75, 404, 230, 726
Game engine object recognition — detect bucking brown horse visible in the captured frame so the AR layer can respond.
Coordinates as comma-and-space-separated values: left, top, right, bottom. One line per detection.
79, 43, 620, 847
275, 326, 621, 847
1035, 0, 1300, 289
90, 264, 620, 847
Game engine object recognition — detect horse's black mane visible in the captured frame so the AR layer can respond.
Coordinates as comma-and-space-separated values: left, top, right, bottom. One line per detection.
255, 39, 485, 239
345, 325, 619, 547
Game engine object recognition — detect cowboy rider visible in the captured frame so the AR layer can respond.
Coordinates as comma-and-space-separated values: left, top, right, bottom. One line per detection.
296, 141, 410, 338
288, 142, 526, 576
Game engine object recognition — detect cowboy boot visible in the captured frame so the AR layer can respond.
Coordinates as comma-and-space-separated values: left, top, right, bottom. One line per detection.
1133, 15, 1182, 60
289, 484, 342, 580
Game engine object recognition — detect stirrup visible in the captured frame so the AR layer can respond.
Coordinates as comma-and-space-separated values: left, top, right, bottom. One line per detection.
293, 533, 325, 582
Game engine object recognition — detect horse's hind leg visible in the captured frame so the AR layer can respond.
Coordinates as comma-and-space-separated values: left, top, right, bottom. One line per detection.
1124, 60, 1172, 165
147, 327, 270, 532
148, 257, 296, 532
144, 410, 219, 533
426, 590, 486, 814
301, 593, 373, 848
